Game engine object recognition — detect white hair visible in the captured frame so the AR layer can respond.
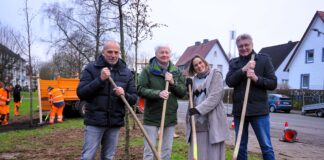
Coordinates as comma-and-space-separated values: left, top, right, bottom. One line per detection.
154, 44, 172, 54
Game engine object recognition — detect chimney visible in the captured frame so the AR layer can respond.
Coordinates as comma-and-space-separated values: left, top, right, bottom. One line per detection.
203, 39, 209, 44
195, 41, 201, 46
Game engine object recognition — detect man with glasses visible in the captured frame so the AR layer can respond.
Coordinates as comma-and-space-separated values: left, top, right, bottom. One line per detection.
78, 40, 137, 160
225, 34, 277, 160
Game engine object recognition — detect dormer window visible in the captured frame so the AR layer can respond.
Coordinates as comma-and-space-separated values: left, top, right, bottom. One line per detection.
305, 49, 314, 63
214, 51, 217, 57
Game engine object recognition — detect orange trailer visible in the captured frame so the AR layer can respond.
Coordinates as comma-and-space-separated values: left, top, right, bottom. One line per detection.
37, 77, 86, 123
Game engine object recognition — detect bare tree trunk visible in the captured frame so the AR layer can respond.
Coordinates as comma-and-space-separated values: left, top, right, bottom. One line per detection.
118, 1, 129, 158
24, 0, 33, 127
109, 0, 130, 160
118, 0, 126, 61
109, 0, 130, 158
95, 0, 103, 59
132, 0, 141, 129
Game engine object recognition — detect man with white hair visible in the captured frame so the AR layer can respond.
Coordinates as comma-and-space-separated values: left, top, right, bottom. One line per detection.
137, 45, 186, 160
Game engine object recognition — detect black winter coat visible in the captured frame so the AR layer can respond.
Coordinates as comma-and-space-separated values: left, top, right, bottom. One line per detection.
77, 55, 137, 127
225, 51, 277, 116
13, 85, 22, 102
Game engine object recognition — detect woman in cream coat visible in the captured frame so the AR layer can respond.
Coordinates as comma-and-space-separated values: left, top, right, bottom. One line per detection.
186, 55, 229, 160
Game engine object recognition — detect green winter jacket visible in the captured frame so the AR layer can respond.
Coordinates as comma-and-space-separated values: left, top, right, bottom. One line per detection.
137, 57, 186, 127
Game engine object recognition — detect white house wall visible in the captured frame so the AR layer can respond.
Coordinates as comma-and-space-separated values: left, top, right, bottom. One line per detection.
276, 44, 298, 87
288, 17, 324, 90
205, 44, 229, 79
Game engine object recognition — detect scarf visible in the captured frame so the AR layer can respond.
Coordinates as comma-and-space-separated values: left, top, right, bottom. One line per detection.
196, 67, 210, 79
149, 57, 177, 76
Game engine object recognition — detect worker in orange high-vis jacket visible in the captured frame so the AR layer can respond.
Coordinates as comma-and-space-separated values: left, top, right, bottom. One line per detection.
0, 81, 6, 125
0, 82, 12, 126
47, 86, 65, 124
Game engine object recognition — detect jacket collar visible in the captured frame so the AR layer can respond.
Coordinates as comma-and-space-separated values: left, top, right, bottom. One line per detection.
148, 57, 177, 76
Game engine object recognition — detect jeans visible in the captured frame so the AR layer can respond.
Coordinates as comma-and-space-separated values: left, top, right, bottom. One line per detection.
81, 125, 120, 160
234, 114, 275, 160
143, 125, 175, 160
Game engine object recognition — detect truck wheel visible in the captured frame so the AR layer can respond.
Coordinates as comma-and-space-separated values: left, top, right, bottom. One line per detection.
316, 110, 323, 117
284, 110, 291, 113
270, 106, 276, 113
78, 101, 87, 117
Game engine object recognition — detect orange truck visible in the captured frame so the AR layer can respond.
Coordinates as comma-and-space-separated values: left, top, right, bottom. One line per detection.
37, 77, 86, 121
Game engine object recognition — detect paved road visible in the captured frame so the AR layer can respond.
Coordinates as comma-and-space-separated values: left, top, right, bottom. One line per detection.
177, 100, 324, 159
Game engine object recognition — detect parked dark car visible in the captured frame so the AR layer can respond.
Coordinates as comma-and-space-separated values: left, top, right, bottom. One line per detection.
268, 94, 292, 113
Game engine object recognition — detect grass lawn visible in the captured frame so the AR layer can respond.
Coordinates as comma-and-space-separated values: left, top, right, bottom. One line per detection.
8, 91, 39, 117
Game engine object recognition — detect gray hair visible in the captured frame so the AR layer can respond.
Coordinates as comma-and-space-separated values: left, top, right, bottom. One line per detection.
154, 44, 172, 54
236, 33, 253, 45
103, 40, 120, 51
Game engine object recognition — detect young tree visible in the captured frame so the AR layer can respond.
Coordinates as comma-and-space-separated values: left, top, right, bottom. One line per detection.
125, 0, 166, 84
24, 0, 35, 126
109, 0, 129, 61
109, 0, 131, 158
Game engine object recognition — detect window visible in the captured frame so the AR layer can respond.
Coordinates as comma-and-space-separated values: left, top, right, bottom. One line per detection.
214, 51, 217, 57
217, 64, 223, 75
209, 64, 213, 69
282, 79, 288, 85
301, 74, 310, 89
305, 49, 314, 63
322, 48, 324, 62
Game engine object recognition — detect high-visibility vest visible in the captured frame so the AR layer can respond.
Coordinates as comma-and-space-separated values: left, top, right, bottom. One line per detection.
0, 88, 10, 106
48, 88, 64, 104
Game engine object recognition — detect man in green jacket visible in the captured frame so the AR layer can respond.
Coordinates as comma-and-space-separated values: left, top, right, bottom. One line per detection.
138, 44, 186, 160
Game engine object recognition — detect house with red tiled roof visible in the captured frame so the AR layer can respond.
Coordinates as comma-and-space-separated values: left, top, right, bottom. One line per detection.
284, 11, 324, 90
259, 41, 298, 89
176, 39, 229, 78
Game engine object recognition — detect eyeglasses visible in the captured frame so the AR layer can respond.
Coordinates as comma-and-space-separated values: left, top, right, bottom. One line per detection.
106, 50, 120, 54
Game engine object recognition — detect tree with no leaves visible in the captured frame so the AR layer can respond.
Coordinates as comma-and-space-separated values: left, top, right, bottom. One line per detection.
44, 0, 116, 66
0, 23, 26, 83
125, 0, 166, 83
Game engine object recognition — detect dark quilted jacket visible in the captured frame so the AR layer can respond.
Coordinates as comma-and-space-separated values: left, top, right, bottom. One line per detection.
77, 55, 137, 127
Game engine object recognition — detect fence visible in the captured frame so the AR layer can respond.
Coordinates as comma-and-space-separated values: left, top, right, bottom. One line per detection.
224, 89, 324, 110
275, 89, 324, 109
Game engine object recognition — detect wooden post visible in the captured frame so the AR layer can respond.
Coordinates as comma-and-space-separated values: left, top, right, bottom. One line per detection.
158, 81, 169, 158
232, 54, 255, 160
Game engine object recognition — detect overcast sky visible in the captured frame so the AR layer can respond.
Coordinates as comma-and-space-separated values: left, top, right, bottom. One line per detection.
1, 0, 324, 61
